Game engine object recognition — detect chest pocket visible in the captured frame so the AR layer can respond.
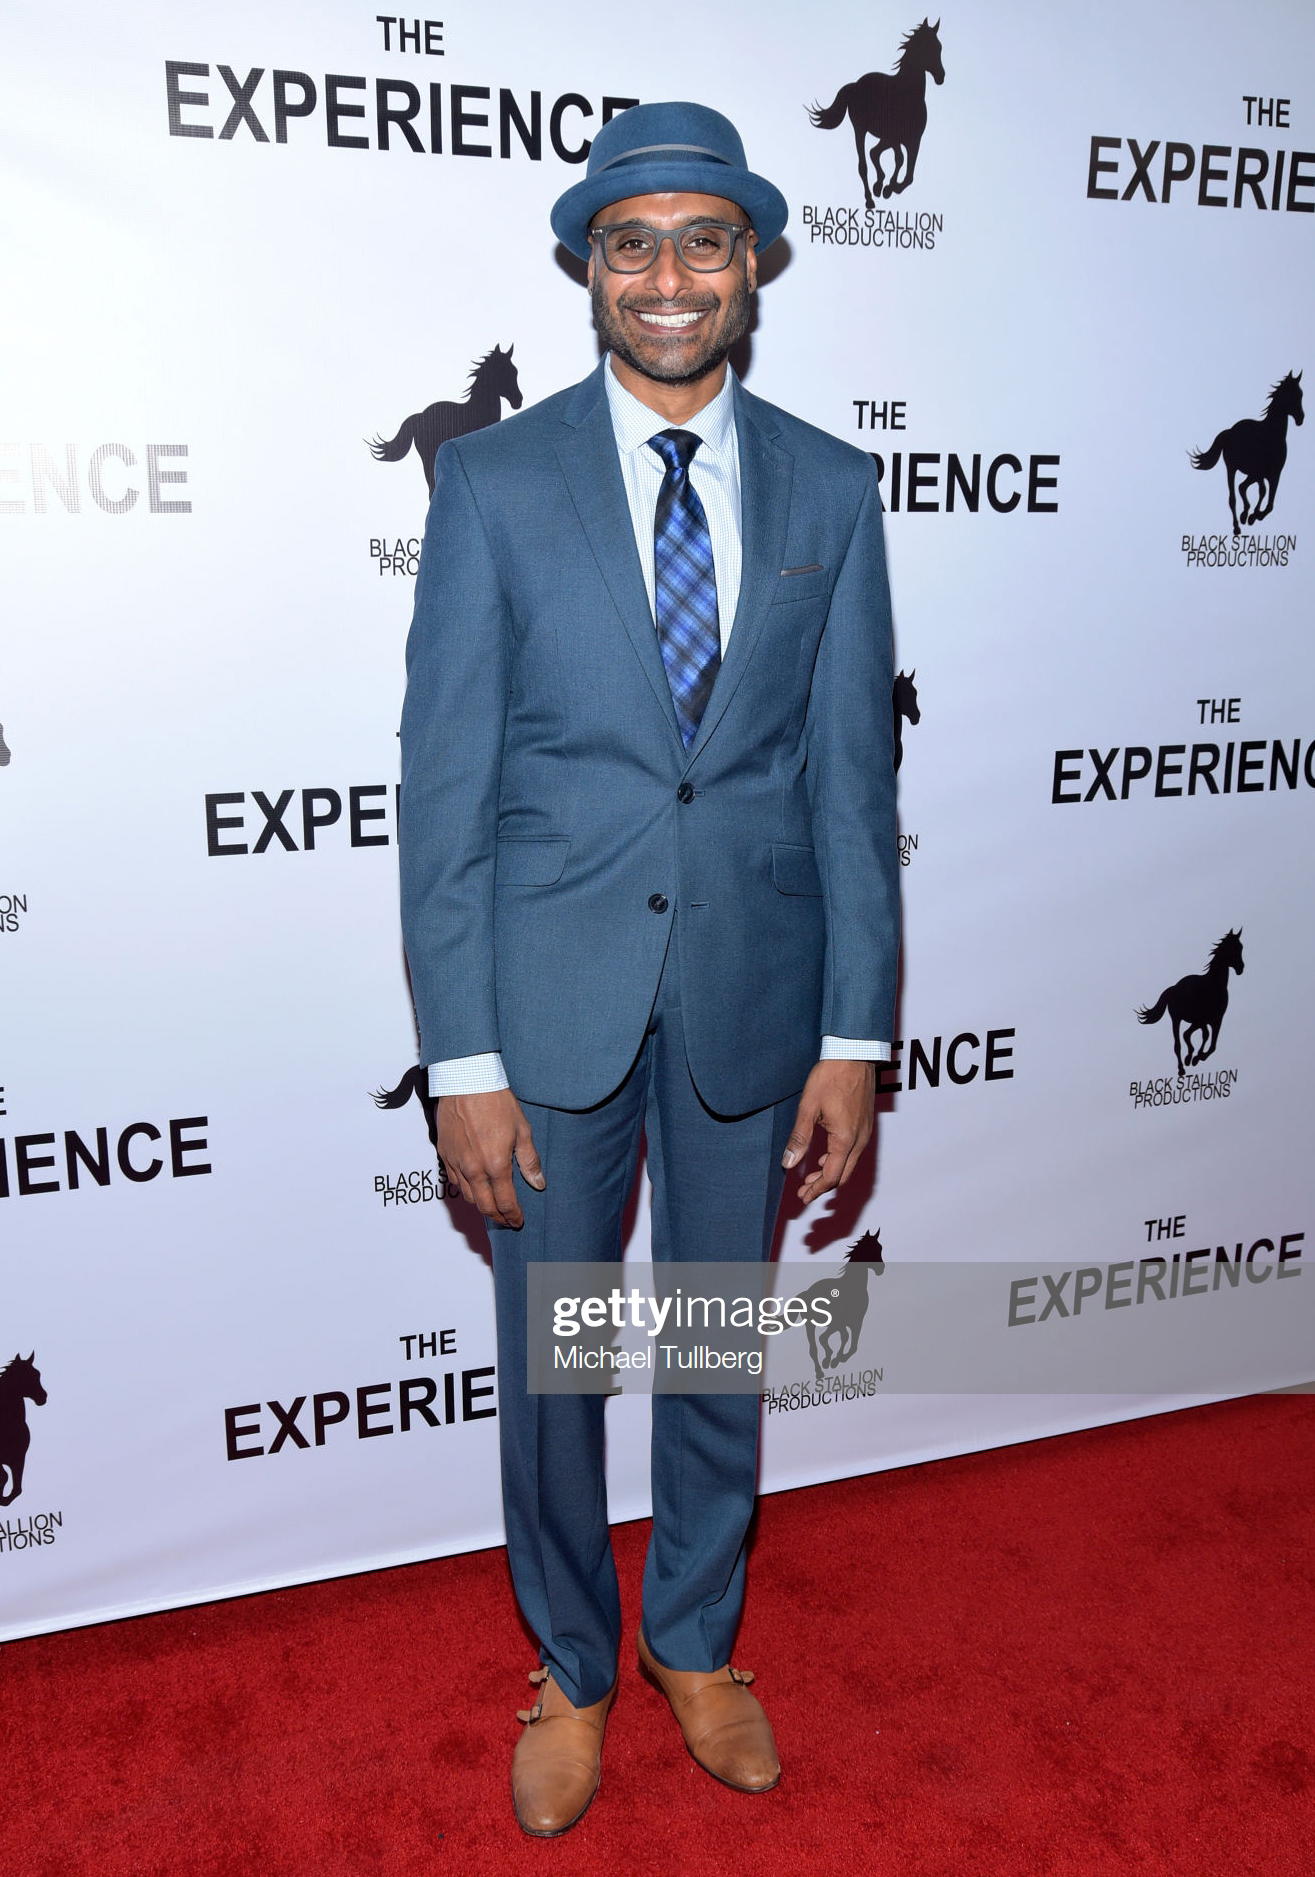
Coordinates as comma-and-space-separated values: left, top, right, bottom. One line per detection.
772, 566, 829, 604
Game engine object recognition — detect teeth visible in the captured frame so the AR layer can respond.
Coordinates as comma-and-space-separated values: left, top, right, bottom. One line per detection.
636, 311, 704, 328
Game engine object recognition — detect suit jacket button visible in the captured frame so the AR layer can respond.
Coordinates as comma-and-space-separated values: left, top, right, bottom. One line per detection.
648, 893, 669, 914
676, 782, 695, 804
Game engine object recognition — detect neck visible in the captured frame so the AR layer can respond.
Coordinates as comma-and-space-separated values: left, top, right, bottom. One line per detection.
608, 353, 728, 427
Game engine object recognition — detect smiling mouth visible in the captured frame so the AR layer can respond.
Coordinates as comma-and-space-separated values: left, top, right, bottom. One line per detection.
631, 308, 710, 330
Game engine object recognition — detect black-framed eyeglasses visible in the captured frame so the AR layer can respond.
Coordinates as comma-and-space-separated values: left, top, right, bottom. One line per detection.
588, 220, 750, 274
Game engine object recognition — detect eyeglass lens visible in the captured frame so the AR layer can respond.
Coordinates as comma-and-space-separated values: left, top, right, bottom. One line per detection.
599, 224, 740, 272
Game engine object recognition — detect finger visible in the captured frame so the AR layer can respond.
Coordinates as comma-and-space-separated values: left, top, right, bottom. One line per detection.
836, 1111, 877, 1186
782, 1096, 820, 1169
470, 1173, 521, 1230
798, 1135, 853, 1202
490, 1163, 525, 1231
515, 1120, 546, 1191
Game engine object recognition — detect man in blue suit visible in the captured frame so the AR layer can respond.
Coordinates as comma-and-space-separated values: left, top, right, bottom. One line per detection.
400, 100, 899, 1834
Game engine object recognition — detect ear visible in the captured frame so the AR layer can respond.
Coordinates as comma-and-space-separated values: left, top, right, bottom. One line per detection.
909, 668, 915, 680
26, 1352, 34, 1363
506, 343, 514, 358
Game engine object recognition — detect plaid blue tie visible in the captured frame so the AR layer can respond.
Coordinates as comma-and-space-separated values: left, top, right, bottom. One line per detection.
649, 429, 721, 748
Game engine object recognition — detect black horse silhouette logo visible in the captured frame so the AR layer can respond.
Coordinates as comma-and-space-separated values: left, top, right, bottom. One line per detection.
369, 345, 523, 496
809, 18, 946, 211
797, 1231, 885, 1385
373, 1066, 438, 1149
1191, 371, 1303, 537
0, 723, 11, 767
0, 1353, 47, 1506
893, 669, 920, 772
1137, 929, 1245, 1078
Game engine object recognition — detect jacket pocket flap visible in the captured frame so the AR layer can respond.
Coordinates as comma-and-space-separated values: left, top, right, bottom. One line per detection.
771, 843, 823, 896
496, 837, 570, 886
772, 568, 829, 603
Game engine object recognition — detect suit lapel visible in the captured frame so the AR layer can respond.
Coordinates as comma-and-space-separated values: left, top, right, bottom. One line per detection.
554, 367, 684, 748
686, 384, 794, 764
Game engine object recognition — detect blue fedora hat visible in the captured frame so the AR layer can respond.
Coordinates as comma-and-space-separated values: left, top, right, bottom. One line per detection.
550, 101, 788, 260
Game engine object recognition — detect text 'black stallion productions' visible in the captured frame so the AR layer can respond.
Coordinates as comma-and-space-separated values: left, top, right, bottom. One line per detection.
809, 18, 945, 211
1191, 372, 1304, 537
369, 345, 523, 496
0, 1353, 47, 1505
1138, 929, 1245, 1079
370, 1069, 459, 1207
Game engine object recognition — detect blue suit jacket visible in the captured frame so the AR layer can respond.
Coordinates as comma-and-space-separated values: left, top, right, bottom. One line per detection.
399, 362, 899, 1116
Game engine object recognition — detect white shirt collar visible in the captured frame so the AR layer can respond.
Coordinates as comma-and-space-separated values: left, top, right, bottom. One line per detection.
603, 354, 737, 462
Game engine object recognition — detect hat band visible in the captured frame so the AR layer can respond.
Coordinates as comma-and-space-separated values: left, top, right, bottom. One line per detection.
594, 141, 733, 173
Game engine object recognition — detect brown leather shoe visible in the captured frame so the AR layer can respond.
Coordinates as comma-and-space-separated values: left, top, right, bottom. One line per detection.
511, 1666, 617, 1837
637, 1629, 781, 1792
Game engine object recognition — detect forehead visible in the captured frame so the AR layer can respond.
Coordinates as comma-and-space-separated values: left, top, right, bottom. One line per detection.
592, 191, 748, 227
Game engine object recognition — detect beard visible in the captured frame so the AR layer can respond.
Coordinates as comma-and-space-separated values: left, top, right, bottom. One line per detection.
591, 270, 752, 387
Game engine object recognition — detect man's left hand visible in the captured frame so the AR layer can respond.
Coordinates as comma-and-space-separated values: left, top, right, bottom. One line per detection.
782, 1061, 876, 1204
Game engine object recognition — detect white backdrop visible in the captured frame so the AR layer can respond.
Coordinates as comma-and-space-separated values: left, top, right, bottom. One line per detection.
3, 0, 1312, 1640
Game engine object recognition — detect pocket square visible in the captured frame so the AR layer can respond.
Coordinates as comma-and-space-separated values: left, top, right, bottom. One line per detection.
780, 563, 824, 576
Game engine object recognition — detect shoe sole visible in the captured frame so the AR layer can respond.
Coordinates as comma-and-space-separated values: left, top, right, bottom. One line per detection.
637, 1654, 781, 1794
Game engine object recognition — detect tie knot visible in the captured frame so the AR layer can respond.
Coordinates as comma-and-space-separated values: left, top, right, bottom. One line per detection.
648, 428, 702, 475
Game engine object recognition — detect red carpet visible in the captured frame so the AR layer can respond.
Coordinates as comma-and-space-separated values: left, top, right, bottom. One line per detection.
5, 1395, 1313, 1876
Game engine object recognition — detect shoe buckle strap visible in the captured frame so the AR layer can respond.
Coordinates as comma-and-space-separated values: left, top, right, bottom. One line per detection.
516, 1665, 552, 1724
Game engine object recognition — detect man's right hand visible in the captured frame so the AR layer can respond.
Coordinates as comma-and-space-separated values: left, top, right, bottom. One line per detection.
437, 1089, 545, 1229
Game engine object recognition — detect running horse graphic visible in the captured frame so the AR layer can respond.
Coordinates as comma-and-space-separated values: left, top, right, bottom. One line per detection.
1190, 371, 1303, 538
1137, 929, 1245, 1079
893, 669, 920, 773
369, 345, 523, 496
0, 1353, 47, 1506
809, 19, 946, 212
372, 1066, 438, 1150
798, 1231, 885, 1386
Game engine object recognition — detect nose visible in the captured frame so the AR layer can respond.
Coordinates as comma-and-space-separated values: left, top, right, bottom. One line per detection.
647, 233, 696, 299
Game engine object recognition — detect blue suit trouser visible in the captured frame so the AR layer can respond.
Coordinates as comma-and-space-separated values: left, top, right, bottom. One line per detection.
488, 924, 797, 1708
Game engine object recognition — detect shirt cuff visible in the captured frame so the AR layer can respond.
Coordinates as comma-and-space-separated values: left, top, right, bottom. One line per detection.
428, 1053, 510, 1097
820, 1036, 892, 1062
